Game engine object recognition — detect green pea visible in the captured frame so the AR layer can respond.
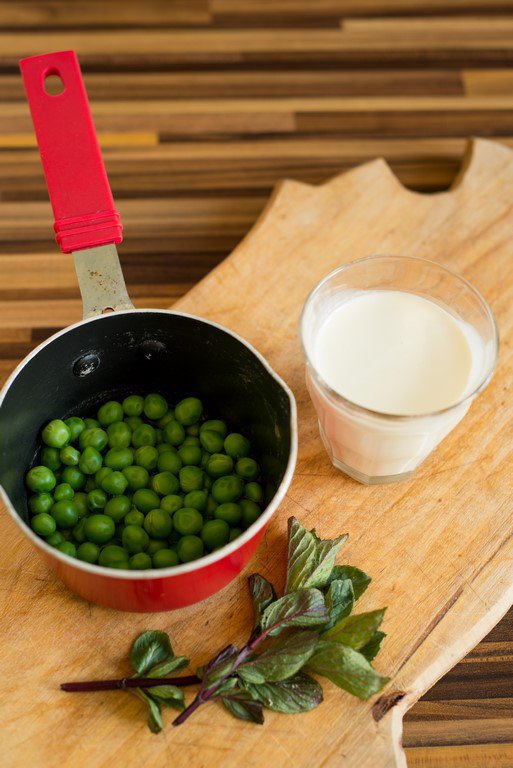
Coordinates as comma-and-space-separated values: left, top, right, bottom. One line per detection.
178, 445, 202, 466
184, 490, 207, 512
54, 482, 74, 501
155, 429, 163, 445
72, 518, 87, 544
163, 420, 185, 446
144, 393, 168, 421
122, 395, 144, 416
183, 435, 200, 447
157, 442, 174, 454
102, 471, 128, 496
132, 424, 156, 448
97, 400, 123, 426
107, 421, 132, 449
134, 445, 158, 471
51, 500, 78, 528
200, 450, 211, 470
84, 477, 97, 492
130, 552, 152, 570
175, 397, 203, 426
211, 474, 243, 504
160, 494, 183, 515
124, 415, 143, 431
152, 549, 179, 568
60, 445, 80, 466
42, 419, 71, 449
199, 429, 224, 453
95, 466, 113, 486
245, 482, 263, 503
58, 541, 77, 558
122, 465, 150, 491
40, 446, 61, 472
73, 492, 88, 518
151, 471, 179, 496
229, 527, 242, 543
201, 519, 230, 549
186, 424, 200, 437
31, 512, 56, 537
147, 539, 167, 556
84, 417, 100, 429
224, 433, 250, 459
84, 514, 115, 545
157, 410, 175, 428
104, 447, 133, 471
61, 466, 86, 490
133, 488, 160, 513
203, 473, 212, 491
177, 535, 204, 563
206, 453, 233, 478
173, 508, 203, 536
155, 453, 181, 479
241, 499, 261, 527
206, 495, 218, 517
235, 458, 259, 481
79, 427, 108, 451
99, 544, 129, 569
143, 508, 173, 539
46, 531, 64, 548
122, 524, 150, 554
104, 495, 131, 522
77, 542, 100, 564
179, 466, 203, 493
79, 446, 102, 475
214, 502, 242, 526
26, 466, 56, 493
28, 493, 53, 515
124, 509, 145, 526
200, 419, 227, 438
87, 489, 108, 511
64, 416, 85, 442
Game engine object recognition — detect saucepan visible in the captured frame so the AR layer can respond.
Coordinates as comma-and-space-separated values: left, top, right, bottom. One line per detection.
0, 51, 297, 612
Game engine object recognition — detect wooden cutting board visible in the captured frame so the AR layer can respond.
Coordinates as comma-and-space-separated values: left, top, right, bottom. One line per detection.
1, 137, 512, 768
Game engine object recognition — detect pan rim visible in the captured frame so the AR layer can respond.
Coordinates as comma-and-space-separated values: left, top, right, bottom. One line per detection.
0, 308, 298, 581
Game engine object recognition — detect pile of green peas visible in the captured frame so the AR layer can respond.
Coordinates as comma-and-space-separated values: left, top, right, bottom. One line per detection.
25, 394, 265, 570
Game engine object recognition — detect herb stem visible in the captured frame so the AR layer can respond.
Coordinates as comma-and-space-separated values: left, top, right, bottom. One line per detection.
60, 674, 201, 692
172, 694, 204, 726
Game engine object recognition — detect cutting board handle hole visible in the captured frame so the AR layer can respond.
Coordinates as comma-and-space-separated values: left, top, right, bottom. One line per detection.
44, 71, 65, 96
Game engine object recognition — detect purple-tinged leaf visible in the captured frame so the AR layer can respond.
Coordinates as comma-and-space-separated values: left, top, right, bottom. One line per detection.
261, 588, 327, 635
241, 672, 323, 714
238, 630, 319, 684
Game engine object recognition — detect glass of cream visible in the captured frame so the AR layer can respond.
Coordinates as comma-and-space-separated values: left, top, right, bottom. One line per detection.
300, 255, 498, 484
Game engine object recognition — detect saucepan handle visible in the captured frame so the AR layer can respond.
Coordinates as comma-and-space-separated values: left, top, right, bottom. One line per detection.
19, 50, 123, 255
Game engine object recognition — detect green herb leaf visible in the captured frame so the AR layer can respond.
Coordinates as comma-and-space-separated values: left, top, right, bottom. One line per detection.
238, 630, 319, 684
221, 689, 264, 724
203, 644, 239, 685
147, 656, 189, 678
241, 672, 323, 714
306, 530, 349, 590
324, 609, 386, 649
130, 631, 173, 676
136, 688, 164, 733
285, 517, 348, 593
360, 631, 386, 662
327, 566, 371, 601
323, 579, 354, 631
146, 685, 185, 711
260, 588, 327, 635
248, 573, 276, 629
215, 677, 239, 695
306, 640, 389, 700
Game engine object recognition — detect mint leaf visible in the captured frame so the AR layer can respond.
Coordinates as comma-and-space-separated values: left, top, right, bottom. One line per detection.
306, 640, 389, 700
285, 517, 317, 593
203, 644, 239, 685
241, 672, 323, 714
147, 685, 185, 711
136, 689, 164, 733
324, 609, 386, 649
323, 579, 354, 631
238, 630, 319, 684
147, 656, 189, 678
261, 588, 327, 635
130, 631, 173, 676
360, 631, 386, 662
221, 689, 264, 724
248, 573, 276, 629
306, 531, 348, 590
327, 566, 371, 600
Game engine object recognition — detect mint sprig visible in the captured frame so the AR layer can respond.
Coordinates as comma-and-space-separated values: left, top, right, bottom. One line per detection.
61, 516, 390, 732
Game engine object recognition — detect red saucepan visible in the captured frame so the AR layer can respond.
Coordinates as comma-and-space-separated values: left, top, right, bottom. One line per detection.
0, 51, 297, 611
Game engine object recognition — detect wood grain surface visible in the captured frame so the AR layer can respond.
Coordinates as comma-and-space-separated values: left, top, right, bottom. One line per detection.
0, 3, 512, 767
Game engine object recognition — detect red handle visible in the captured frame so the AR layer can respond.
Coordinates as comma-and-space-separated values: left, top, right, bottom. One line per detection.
20, 51, 122, 253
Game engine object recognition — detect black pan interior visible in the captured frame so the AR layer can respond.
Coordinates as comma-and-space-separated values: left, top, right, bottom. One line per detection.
0, 312, 293, 525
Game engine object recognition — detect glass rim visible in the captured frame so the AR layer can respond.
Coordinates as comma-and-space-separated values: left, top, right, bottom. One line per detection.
299, 254, 500, 421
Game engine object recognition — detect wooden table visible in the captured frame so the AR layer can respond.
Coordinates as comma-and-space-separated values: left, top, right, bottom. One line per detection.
0, 2, 512, 766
